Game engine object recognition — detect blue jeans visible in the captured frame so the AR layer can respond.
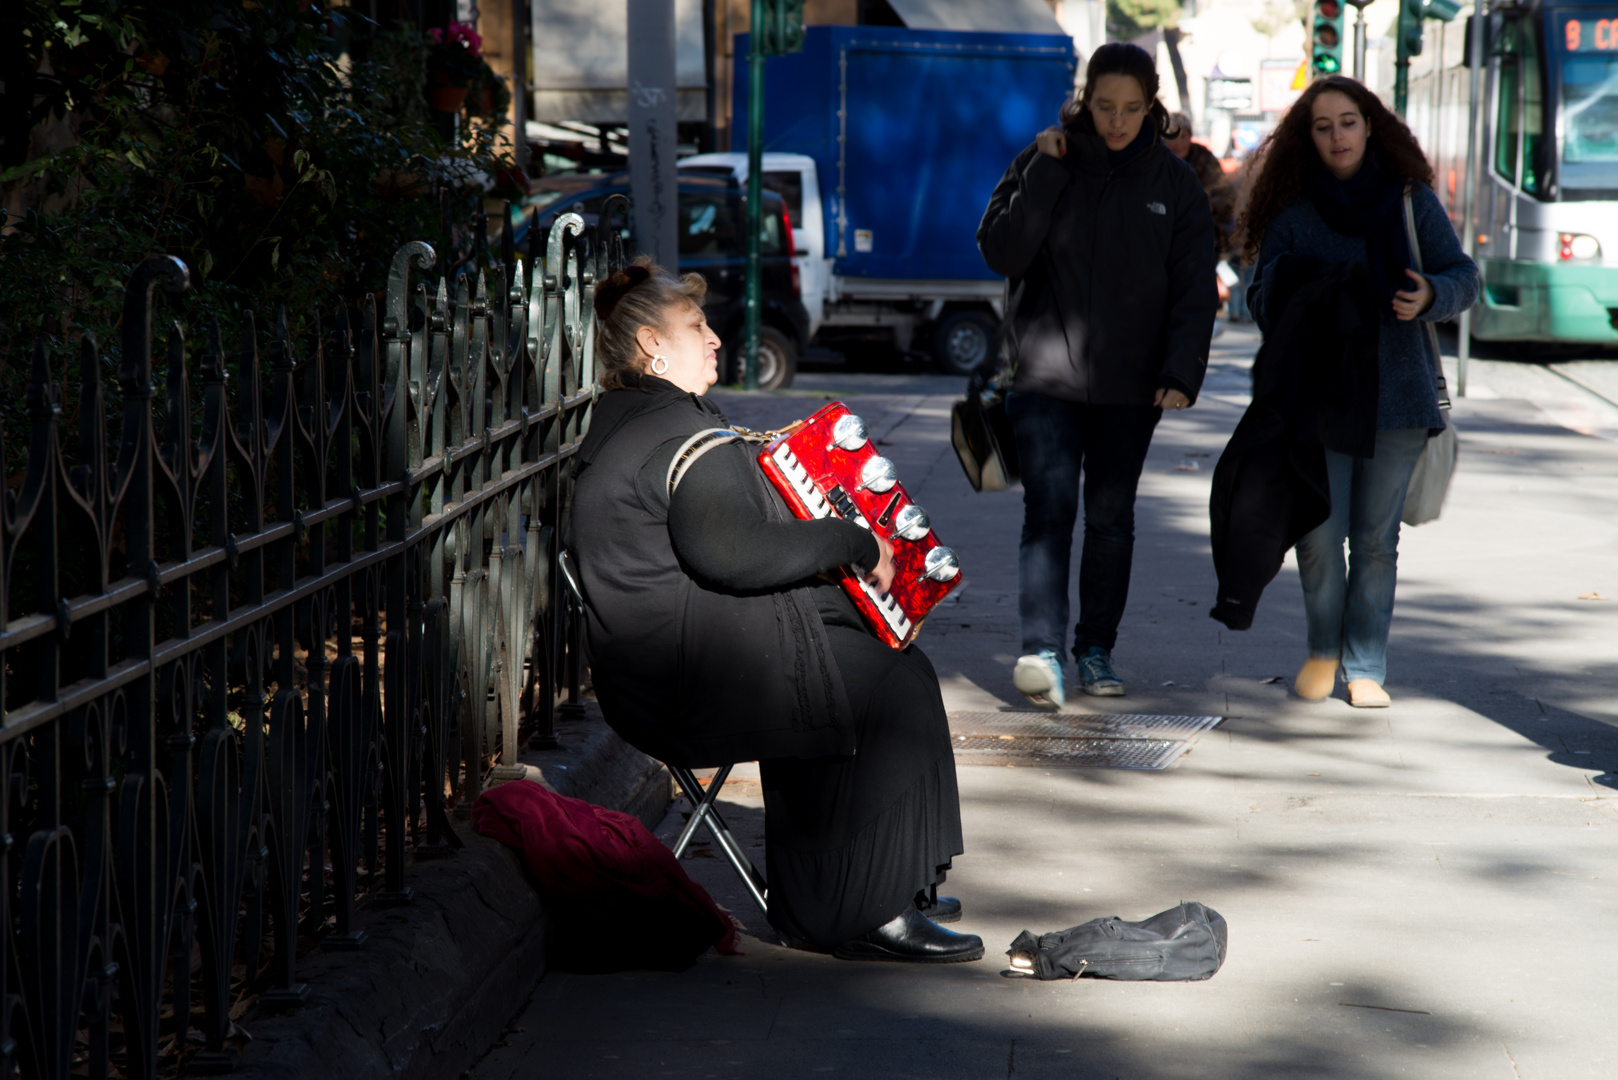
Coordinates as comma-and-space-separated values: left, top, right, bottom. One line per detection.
1006, 392, 1161, 659
1293, 427, 1429, 684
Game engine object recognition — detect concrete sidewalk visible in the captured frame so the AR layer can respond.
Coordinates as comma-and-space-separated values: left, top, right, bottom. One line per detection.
471, 329, 1618, 1080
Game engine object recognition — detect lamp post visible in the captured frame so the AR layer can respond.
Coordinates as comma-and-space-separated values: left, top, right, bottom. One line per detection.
1347, 0, 1374, 81
742, 1, 804, 389
744, 0, 765, 389
1457, 1, 1487, 396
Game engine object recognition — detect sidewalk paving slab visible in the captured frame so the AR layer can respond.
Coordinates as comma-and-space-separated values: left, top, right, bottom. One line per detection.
469, 339, 1618, 1080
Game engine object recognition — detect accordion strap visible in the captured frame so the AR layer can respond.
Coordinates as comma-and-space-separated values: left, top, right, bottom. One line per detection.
666, 428, 748, 498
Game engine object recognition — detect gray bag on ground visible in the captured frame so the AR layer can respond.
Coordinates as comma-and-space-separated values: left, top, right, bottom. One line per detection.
1006, 901, 1228, 981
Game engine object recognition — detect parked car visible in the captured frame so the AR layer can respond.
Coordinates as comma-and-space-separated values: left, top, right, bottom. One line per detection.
490, 172, 807, 389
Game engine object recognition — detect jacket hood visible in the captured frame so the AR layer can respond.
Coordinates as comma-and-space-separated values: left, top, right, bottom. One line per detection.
577, 377, 726, 466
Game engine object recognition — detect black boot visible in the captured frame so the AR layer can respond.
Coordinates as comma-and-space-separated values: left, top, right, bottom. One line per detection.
832, 907, 984, 963
914, 885, 962, 924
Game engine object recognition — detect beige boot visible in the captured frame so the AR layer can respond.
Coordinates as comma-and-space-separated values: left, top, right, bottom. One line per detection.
1293, 658, 1339, 701
1346, 680, 1391, 708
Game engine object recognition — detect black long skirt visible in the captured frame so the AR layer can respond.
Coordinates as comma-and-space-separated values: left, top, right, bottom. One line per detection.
759, 624, 965, 950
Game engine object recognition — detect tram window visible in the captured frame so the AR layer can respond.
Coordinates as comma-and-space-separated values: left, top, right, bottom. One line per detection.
1494, 17, 1547, 195
1558, 14, 1618, 196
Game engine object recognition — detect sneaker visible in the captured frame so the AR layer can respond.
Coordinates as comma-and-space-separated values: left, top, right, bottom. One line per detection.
1076, 646, 1125, 697
1013, 650, 1065, 711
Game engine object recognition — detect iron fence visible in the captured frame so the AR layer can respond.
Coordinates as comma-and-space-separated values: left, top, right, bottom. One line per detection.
0, 203, 624, 1078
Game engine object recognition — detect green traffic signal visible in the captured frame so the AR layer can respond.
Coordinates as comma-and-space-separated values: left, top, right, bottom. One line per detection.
1312, 0, 1345, 75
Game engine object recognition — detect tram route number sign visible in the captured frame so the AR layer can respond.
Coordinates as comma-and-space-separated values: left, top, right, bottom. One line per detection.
1563, 15, 1618, 52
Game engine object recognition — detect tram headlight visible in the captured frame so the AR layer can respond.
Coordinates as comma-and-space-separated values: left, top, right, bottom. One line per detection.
1559, 233, 1602, 261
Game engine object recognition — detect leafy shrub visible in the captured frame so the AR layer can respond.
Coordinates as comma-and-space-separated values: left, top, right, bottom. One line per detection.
0, 1, 510, 369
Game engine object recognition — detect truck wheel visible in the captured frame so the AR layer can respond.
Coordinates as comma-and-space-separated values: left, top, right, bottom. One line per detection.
724, 326, 798, 389
932, 311, 996, 375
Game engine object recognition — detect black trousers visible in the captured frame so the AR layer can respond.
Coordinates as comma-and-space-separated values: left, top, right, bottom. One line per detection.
760, 625, 964, 950
1006, 391, 1161, 657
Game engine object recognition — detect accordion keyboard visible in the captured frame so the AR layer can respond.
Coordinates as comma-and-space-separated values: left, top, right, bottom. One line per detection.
767, 439, 919, 645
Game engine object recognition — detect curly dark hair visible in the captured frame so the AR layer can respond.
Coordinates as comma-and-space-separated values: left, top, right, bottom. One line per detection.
1237, 76, 1435, 263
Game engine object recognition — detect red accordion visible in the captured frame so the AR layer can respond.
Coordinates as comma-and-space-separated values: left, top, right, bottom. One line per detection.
757, 402, 961, 649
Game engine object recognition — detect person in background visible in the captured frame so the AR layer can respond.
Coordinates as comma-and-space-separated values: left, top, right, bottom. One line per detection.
1223, 155, 1262, 323
1166, 112, 1228, 193
1167, 112, 1239, 318
1238, 76, 1479, 707
976, 43, 1217, 709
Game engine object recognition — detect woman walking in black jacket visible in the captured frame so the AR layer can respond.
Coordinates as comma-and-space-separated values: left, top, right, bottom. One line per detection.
977, 43, 1217, 709
567, 260, 982, 963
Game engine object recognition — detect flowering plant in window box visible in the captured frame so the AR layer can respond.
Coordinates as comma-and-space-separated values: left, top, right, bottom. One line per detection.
426, 22, 484, 112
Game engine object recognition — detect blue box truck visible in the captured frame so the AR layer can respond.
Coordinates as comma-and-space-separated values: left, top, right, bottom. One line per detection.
680, 23, 1076, 373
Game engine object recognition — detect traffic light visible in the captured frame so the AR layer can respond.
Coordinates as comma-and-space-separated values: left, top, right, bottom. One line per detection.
1312, 0, 1346, 75
760, 0, 807, 56
1401, 0, 1425, 58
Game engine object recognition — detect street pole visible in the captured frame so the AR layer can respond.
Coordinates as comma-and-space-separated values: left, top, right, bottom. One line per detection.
743, 0, 765, 390
1352, 2, 1368, 81
627, 0, 679, 269
513, 0, 529, 176
1395, 0, 1414, 114
1457, 1, 1486, 397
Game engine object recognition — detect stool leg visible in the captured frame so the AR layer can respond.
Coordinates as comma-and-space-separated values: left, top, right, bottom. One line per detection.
669, 765, 771, 922
671, 764, 730, 859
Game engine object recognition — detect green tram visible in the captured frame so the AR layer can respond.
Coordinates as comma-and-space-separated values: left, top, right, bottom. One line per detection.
1402, 0, 1618, 343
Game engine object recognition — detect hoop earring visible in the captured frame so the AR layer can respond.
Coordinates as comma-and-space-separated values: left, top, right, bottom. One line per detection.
651, 355, 669, 375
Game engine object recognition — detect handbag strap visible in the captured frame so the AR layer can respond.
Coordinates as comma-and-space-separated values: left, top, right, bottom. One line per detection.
1403, 184, 1451, 411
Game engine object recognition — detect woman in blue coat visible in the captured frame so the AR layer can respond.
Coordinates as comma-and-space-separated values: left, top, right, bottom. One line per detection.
1240, 76, 1479, 707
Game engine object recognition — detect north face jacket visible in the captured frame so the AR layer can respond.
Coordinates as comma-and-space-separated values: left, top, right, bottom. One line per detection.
976, 114, 1217, 406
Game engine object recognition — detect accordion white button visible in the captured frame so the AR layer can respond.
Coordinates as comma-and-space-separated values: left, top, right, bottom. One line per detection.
832, 413, 868, 451
858, 456, 898, 493
894, 503, 930, 541
923, 546, 960, 582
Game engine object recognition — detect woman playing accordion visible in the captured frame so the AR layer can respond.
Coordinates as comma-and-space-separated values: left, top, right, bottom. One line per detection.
567, 259, 981, 963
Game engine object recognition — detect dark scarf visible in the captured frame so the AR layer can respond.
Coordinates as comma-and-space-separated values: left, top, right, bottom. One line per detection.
1302, 152, 1411, 307
1066, 109, 1159, 170
1107, 115, 1158, 169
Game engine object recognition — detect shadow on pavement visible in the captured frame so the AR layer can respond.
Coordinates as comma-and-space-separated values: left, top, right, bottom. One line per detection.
472, 367, 1618, 1080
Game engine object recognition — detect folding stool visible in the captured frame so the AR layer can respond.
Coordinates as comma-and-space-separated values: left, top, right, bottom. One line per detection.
557, 550, 771, 922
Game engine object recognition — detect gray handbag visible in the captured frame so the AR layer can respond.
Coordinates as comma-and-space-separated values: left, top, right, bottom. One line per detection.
1401, 186, 1458, 527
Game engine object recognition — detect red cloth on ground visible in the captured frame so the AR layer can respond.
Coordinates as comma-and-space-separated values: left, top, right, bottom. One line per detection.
471, 780, 739, 967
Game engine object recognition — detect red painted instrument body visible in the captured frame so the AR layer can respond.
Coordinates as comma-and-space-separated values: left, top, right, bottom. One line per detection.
757, 402, 961, 649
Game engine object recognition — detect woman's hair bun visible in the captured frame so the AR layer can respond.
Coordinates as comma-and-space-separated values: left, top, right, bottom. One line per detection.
593, 264, 653, 320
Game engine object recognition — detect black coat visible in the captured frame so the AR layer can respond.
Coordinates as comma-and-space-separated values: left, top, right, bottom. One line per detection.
566, 381, 854, 768
976, 114, 1217, 406
1208, 256, 1380, 631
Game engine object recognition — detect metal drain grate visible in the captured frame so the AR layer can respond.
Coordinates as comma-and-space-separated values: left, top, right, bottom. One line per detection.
947, 712, 1223, 770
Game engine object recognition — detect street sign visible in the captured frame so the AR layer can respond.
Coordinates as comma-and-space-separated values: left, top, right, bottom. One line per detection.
1207, 76, 1254, 112
1260, 60, 1305, 113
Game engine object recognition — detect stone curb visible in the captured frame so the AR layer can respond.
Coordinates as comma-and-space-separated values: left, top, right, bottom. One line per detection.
233, 702, 669, 1080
